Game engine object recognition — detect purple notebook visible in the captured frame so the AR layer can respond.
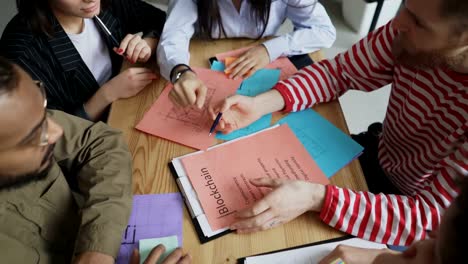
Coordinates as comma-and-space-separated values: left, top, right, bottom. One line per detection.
116, 193, 183, 264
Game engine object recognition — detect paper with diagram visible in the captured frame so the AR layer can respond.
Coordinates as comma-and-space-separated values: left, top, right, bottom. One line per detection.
136, 68, 242, 150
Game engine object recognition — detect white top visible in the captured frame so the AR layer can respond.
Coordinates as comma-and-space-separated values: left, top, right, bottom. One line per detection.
157, 0, 336, 80
68, 18, 113, 86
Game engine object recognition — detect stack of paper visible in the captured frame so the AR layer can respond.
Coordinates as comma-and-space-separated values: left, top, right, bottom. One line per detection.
171, 124, 329, 242
116, 193, 183, 264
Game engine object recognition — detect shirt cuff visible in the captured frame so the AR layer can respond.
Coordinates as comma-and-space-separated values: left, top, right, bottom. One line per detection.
319, 185, 339, 224
273, 82, 294, 112
74, 223, 125, 258
73, 104, 91, 121
262, 37, 289, 61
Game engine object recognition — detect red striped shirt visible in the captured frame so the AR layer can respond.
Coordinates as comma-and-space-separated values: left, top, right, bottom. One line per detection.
274, 22, 468, 246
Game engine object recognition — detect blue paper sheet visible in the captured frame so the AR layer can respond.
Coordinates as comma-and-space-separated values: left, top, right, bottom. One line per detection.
210, 60, 226, 72
277, 109, 364, 178
237, 69, 280, 96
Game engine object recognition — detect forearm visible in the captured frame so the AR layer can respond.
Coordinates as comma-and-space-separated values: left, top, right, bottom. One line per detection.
143, 37, 158, 55
49, 111, 133, 257
84, 85, 114, 121
319, 184, 450, 246
73, 122, 133, 257
253, 89, 286, 115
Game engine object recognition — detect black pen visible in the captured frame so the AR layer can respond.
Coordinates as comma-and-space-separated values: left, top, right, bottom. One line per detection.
209, 112, 223, 136
94, 15, 120, 47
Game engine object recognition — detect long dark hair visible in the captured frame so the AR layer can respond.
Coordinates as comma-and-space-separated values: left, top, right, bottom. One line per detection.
196, 0, 272, 39
16, 0, 111, 36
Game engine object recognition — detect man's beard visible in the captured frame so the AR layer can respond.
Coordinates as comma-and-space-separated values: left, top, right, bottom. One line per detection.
0, 144, 55, 190
392, 35, 467, 71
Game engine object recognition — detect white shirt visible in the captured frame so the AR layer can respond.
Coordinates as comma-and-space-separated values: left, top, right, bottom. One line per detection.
68, 18, 113, 86
157, 0, 337, 80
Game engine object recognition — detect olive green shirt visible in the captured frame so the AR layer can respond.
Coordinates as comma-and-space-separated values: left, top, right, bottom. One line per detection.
0, 110, 133, 263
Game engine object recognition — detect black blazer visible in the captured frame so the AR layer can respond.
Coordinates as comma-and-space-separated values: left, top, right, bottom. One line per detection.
0, 0, 166, 120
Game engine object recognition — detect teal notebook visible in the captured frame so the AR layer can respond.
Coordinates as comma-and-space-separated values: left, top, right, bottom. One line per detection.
277, 109, 363, 178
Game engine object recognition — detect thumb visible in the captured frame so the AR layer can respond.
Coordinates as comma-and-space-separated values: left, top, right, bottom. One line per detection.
250, 177, 285, 188
220, 95, 243, 113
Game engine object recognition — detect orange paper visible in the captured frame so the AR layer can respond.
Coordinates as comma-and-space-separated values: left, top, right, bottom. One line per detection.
136, 68, 242, 150
223, 56, 252, 76
180, 125, 329, 230
216, 47, 298, 80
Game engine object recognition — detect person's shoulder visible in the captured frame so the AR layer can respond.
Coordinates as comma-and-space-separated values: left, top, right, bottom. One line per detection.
0, 14, 38, 53
1, 14, 35, 40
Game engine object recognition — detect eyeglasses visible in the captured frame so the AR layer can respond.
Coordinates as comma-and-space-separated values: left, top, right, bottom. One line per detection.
35, 81, 49, 147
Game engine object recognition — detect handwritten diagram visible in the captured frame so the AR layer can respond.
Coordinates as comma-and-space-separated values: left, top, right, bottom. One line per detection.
165, 88, 215, 133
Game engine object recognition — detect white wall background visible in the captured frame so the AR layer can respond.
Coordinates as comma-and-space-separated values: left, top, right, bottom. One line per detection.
0, 1, 17, 34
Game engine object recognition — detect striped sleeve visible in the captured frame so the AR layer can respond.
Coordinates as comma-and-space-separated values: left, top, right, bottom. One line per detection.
274, 22, 396, 112
320, 138, 468, 246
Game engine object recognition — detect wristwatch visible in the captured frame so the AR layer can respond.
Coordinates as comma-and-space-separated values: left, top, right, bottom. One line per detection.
171, 68, 193, 84
170, 64, 194, 84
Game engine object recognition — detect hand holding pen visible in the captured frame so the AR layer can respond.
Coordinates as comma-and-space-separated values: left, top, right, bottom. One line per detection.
208, 95, 263, 135
209, 112, 223, 136
94, 15, 154, 64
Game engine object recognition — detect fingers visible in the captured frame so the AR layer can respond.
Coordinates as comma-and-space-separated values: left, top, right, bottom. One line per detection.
181, 84, 197, 106
317, 246, 348, 264
119, 34, 151, 63
231, 208, 276, 232
126, 35, 142, 62
172, 84, 191, 106
132, 72, 158, 81
249, 177, 285, 188
169, 90, 184, 107
160, 248, 182, 264
235, 198, 270, 219
177, 253, 192, 264
219, 95, 241, 113
171, 74, 205, 108
225, 56, 245, 71
118, 34, 135, 57
229, 59, 254, 79
195, 84, 208, 109
143, 244, 165, 264
130, 41, 147, 63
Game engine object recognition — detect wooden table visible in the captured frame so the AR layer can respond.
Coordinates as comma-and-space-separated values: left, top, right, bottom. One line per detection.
108, 39, 368, 263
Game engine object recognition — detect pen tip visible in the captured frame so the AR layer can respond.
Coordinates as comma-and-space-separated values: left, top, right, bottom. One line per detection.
209, 133, 212, 136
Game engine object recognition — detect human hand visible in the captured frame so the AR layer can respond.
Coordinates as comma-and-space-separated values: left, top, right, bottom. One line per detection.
129, 245, 191, 264
73, 251, 114, 264
114, 34, 153, 63
208, 95, 263, 134
318, 245, 395, 264
225, 45, 270, 79
103, 67, 158, 101
169, 71, 207, 109
229, 178, 326, 234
